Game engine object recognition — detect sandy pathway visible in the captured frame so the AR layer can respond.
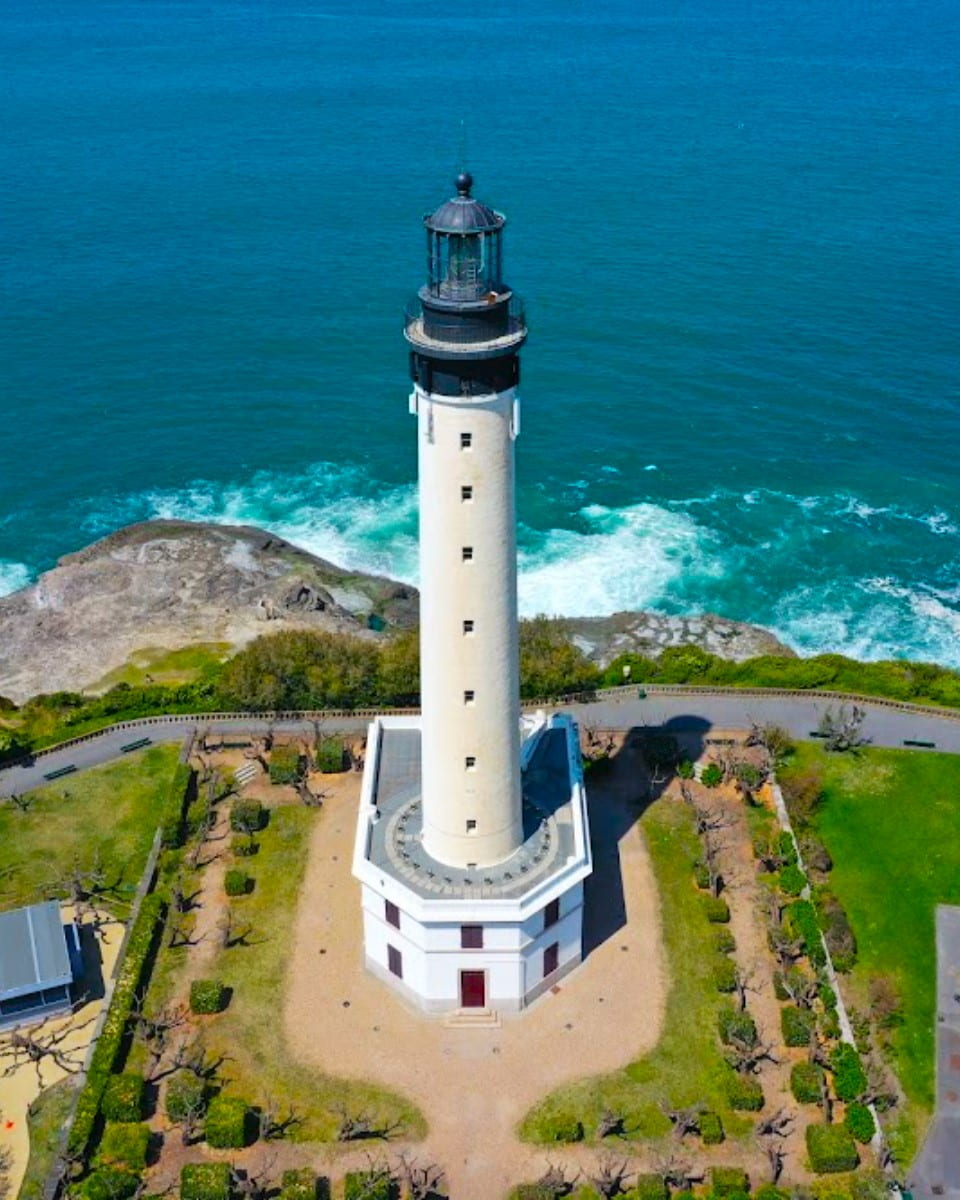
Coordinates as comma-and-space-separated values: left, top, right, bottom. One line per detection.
283, 774, 666, 1198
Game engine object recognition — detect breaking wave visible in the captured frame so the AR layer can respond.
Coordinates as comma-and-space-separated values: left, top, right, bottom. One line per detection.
0, 560, 31, 598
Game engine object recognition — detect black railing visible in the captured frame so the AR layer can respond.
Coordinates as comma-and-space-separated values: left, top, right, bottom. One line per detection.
404, 293, 525, 347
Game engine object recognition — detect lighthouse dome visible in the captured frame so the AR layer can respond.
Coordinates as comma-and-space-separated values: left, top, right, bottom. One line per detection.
425, 172, 504, 234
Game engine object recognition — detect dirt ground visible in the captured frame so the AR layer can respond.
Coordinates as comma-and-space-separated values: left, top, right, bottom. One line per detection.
0, 908, 122, 1199
279, 757, 666, 1198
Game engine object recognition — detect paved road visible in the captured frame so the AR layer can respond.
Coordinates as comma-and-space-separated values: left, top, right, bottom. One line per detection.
4, 689, 960, 796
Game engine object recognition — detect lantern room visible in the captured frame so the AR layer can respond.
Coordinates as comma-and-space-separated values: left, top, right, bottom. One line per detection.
424, 172, 504, 303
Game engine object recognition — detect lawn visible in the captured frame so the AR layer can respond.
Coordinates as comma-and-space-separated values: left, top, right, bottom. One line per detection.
782, 743, 960, 1160
520, 795, 745, 1143
89, 643, 231, 692
16, 1077, 80, 1200
0, 744, 180, 912
195, 805, 426, 1142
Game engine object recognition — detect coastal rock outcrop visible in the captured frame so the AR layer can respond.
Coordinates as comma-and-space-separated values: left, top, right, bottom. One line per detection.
0, 520, 792, 703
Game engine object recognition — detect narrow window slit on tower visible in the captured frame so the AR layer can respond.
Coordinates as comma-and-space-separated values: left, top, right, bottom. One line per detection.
461, 485, 473, 501
385, 900, 400, 929
464, 690, 475, 705
460, 432, 473, 449
463, 619, 474, 634
465, 756, 476, 770
466, 819, 477, 833
462, 546, 473, 562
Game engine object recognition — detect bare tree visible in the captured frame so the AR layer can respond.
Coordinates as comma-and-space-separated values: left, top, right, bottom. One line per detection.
0, 1017, 96, 1086
652, 1154, 705, 1193
230, 1154, 277, 1200
131, 999, 186, 1079
586, 1153, 633, 1199
817, 705, 870, 753
659, 1102, 703, 1140
257, 1095, 300, 1140
760, 1138, 787, 1184
167, 915, 203, 949
780, 968, 819, 1011
756, 1109, 793, 1139
396, 1153, 447, 1200
733, 962, 762, 1013
7, 793, 33, 813
217, 908, 254, 949
596, 1108, 626, 1138
334, 1103, 401, 1142
725, 1034, 778, 1075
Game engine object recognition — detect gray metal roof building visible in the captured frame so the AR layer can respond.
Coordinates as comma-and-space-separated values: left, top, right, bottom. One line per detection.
0, 900, 77, 1027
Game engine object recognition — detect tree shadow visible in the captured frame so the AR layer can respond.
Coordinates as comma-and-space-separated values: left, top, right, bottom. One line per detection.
582, 715, 712, 958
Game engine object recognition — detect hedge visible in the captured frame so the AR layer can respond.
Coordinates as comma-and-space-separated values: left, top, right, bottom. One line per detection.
77, 1167, 142, 1200
778, 830, 798, 866
181, 1162, 233, 1200
779, 864, 807, 897
67, 892, 165, 1158
224, 869, 251, 897
754, 1189, 789, 1200
165, 1071, 207, 1122
830, 1043, 868, 1102
700, 1111, 724, 1145
625, 1176, 668, 1200
539, 1111, 584, 1142
315, 736, 346, 773
781, 1004, 815, 1047
791, 1061, 825, 1103
710, 1168, 749, 1197
268, 745, 301, 785
96, 1122, 150, 1173
703, 895, 731, 924
845, 1102, 876, 1143
694, 862, 711, 890
718, 1003, 757, 1047
714, 957, 738, 993
100, 1073, 145, 1122
726, 1073, 764, 1111
161, 760, 195, 849
701, 762, 724, 788
280, 1169, 329, 1200
190, 979, 228, 1015
343, 1172, 396, 1200
787, 899, 827, 967
714, 929, 737, 954
509, 1188, 553, 1200
205, 1095, 252, 1149
806, 1123, 859, 1173
230, 797, 263, 834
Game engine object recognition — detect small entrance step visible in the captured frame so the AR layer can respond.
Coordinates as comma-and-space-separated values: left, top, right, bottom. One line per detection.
443, 1007, 501, 1029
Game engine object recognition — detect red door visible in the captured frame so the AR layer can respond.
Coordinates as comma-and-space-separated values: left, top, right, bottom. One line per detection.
460, 970, 486, 1008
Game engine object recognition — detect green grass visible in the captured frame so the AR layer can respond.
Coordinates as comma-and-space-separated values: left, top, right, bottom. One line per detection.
17, 1077, 80, 1200
783, 743, 960, 1161
520, 796, 746, 1143
0, 744, 180, 911
88, 643, 231, 692
196, 805, 425, 1142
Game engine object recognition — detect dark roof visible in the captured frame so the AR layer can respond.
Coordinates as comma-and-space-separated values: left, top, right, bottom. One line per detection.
425, 172, 504, 234
0, 901, 73, 1001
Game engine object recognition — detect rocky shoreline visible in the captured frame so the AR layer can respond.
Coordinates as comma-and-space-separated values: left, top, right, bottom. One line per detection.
0, 520, 792, 703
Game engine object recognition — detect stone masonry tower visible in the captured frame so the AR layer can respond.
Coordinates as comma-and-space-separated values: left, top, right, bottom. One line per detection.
404, 172, 527, 869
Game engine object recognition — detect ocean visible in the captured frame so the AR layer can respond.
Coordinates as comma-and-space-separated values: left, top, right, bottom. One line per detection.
1, 0, 958, 664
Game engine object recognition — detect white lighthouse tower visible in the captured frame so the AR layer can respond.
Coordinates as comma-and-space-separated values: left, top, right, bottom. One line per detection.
353, 174, 592, 1014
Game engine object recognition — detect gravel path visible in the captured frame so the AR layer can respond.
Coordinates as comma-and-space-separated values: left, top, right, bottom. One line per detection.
283, 772, 666, 1198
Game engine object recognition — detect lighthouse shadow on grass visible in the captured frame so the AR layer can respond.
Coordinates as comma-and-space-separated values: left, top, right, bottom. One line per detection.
581, 716, 712, 958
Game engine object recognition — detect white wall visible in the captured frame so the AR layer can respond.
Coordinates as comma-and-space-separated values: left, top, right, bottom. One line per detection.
415, 384, 523, 869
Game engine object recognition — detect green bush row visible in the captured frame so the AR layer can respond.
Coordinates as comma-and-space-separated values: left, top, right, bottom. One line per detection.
181, 1162, 232, 1200
280, 1168, 331, 1200
845, 1101, 876, 1143
190, 978, 228, 1015
806, 1122, 860, 1173
830, 1043, 868, 1102
224, 868, 252, 897
96, 1122, 150, 1173
99, 1074, 145, 1123
700, 1111, 724, 1145
791, 1061, 824, 1103
786, 899, 827, 968
781, 1004, 816, 1047
205, 1095, 252, 1149
67, 892, 165, 1159
725, 1072, 764, 1111
160, 760, 195, 849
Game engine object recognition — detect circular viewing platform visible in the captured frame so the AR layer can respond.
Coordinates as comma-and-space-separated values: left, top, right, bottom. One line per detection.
403, 295, 527, 361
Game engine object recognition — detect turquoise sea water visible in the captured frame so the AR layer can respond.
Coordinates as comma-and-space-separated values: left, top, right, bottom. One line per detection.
1, 1, 958, 663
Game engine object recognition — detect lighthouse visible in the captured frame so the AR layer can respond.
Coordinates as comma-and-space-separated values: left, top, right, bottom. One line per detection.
353, 174, 592, 1014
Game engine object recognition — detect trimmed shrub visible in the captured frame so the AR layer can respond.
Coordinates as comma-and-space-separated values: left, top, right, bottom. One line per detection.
777, 830, 798, 866
714, 929, 737, 954
700, 1111, 724, 1145
701, 762, 724, 788
718, 1003, 758, 1047
280, 1169, 320, 1200
714, 957, 738, 993
230, 797, 263, 834
806, 1123, 859, 1173
754, 1189, 789, 1200
96, 1123, 150, 1172
67, 893, 164, 1158
161, 761, 195, 849
343, 1172, 396, 1200
233, 835, 258, 857
224, 869, 251, 897
787, 899, 827, 967
100, 1073, 145, 1122
726, 1073, 764, 1111
703, 895, 731, 924
190, 979, 228, 1015
781, 1004, 815, 1047
710, 1168, 749, 1197
78, 1168, 142, 1200
779, 864, 807, 897
819, 981, 837, 1009
315, 736, 346, 773
165, 1071, 207, 1122
627, 1176, 668, 1200
694, 861, 711, 890
539, 1111, 584, 1142
509, 1188, 553, 1200
791, 1061, 825, 1103
181, 1162, 232, 1200
677, 759, 695, 779
845, 1102, 876, 1143
268, 745, 301, 784
830, 1043, 868, 1102
204, 1095, 251, 1149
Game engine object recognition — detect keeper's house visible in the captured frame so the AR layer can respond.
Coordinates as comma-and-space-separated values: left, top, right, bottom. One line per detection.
0, 901, 80, 1028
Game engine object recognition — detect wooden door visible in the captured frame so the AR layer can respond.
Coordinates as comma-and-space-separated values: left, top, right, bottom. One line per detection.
460, 969, 486, 1008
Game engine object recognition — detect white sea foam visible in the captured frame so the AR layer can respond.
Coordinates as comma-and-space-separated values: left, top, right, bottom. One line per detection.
0, 561, 31, 597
